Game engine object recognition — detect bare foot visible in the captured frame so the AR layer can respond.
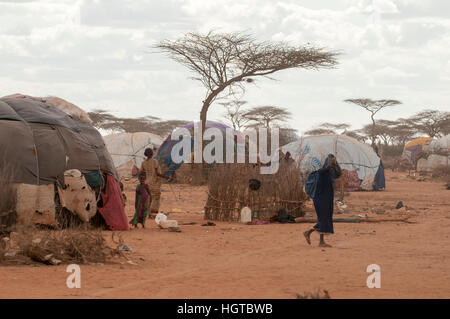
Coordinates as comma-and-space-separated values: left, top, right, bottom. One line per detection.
319, 242, 332, 248
303, 231, 311, 245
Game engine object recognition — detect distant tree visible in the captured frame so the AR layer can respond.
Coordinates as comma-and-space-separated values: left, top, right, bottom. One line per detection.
219, 100, 249, 130
405, 109, 450, 138
343, 129, 367, 142
243, 105, 292, 128
304, 122, 350, 136
304, 128, 335, 136
388, 120, 417, 146
88, 109, 189, 137
156, 31, 338, 161
279, 127, 299, 146
88, 109, 122, 131
344, 98, 402, 146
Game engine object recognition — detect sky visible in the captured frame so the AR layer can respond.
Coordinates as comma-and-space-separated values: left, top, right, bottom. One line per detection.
0, 0, 449, 134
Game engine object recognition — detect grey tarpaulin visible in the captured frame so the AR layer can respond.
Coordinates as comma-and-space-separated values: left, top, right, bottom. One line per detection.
0, 96, 117, 185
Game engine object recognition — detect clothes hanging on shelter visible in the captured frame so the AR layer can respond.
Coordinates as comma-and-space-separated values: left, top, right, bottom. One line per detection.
98, 174, 130, 231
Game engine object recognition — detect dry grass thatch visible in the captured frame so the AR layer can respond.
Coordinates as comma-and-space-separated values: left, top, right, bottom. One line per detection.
1, 224, 128, 265
204, 162, 307, 221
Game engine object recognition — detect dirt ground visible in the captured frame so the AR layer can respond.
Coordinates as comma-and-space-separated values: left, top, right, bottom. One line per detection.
0, 170, 449, 299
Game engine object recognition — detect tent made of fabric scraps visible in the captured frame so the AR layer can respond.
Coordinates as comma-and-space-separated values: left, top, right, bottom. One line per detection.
402, 137, 433, 167
0, 94, 124, 229
104, 132, 164, 178
156, 121, 244, 176
281, 134, 383, 191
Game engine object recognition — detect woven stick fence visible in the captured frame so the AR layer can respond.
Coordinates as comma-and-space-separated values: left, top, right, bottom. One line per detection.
204, 162, 307, 221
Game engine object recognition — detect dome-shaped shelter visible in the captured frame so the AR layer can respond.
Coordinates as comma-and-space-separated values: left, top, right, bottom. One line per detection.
0, 94, 129, 230
281, 134, 384, 191
104, 132, 164, 178
401, 137, 433, 168
417, 134, 449, 172
156, 121, 244, 176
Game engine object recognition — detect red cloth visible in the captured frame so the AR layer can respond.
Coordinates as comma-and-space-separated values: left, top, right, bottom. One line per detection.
98, 174, 130, 231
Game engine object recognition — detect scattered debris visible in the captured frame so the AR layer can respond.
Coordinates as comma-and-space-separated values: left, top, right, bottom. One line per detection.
168, 227, 182, 232
295, 215, 412, 223
201, 222, 216, 226
119, 244, 133, 252
336, 201, 347, 214
371, 208, 385, 214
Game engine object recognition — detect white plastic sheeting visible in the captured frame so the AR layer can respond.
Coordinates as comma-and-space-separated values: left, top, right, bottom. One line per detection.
281, 135, 380, 187
417, 134, 449, 171
104, 132, 164, 177
429, 134, 450, 154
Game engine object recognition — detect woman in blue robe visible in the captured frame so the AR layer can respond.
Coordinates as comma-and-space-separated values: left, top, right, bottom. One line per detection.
304, 154, 341, 247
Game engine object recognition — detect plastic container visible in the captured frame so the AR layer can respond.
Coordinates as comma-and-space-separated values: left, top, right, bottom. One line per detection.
240, 207, 252, 223
155, 212, 168, 225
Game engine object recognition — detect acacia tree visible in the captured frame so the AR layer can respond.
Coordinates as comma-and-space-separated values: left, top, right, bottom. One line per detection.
219, 99, 249, 130
344, 98, 402, 146
405, 109, 450, 138
156, 31, 338, 159
243, 105, 292, 128
88, 109, 189, 137
304, 122, 350, 136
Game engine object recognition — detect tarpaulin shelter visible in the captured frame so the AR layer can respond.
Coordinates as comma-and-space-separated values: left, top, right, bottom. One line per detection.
402, 137, 433, 168
156, 121, 243, 176
0, 94, 129, 230
104, 132, 164, 178
281, 134, 384, 191
417, 134, 449, 172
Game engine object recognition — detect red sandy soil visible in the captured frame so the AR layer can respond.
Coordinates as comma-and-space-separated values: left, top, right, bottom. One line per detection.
0, 171, 449, 299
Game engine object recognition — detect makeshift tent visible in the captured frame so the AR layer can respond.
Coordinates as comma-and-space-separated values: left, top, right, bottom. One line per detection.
104, 132, 164, 178
281, 134, 384, 191
156, 121, 244, 176
0, 94, 129, 230
402, 137, 433, 168
417, 134, 449, 172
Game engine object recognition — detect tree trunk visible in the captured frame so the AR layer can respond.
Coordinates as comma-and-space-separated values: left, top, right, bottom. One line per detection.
371, 114, 376, 147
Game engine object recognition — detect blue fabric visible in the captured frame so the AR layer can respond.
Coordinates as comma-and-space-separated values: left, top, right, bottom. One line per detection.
305, 171, 319, 199
311, 156, 341, 234
156, 136, 195, 177
82, 170, 103, 188
373, 160, 385, 190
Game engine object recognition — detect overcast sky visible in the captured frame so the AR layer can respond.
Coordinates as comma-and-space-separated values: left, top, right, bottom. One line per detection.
1, 0, 449, 134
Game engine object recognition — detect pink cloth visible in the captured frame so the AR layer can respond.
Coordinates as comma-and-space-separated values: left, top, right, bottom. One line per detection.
342, 169, 362, 192
98, 174, 130, 231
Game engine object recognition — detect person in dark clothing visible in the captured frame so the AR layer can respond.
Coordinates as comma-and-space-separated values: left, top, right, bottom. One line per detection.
303, 154, 342, 247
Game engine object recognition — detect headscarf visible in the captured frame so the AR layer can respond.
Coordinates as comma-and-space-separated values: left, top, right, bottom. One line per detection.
305, 154, 341, 198
144, 148, 153, 158
323, 154, 342, 180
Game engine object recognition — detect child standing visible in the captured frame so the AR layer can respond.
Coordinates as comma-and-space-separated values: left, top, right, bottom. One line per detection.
130, 172, 151, 228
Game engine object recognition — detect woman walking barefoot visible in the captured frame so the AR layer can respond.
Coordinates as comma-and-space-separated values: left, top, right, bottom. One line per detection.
304, 154, 342, 247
